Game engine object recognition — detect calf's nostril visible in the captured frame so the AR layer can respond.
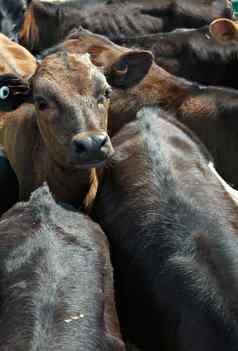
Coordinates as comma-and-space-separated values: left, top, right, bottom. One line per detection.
100, 136, 108, 148
93, 134, 108, 148
76, 143, 87, 154
73, 139, 90, 154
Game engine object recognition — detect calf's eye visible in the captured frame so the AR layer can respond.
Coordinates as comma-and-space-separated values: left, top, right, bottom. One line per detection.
104, 86, 112, 99
34, 96, 49, 111
97, 87, 112, 105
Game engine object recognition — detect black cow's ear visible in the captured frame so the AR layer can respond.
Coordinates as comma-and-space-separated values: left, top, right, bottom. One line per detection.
107, 51, 153, 89
0, 74, 32, 112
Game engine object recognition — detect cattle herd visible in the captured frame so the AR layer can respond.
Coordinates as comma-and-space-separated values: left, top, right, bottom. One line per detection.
1, 0, 238, 350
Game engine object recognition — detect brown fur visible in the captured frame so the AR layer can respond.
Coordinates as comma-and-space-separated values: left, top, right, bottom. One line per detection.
0, 51, 113, 208
0, 33, 36, 78
83, 168, 99, 213
59, 29, 238, 188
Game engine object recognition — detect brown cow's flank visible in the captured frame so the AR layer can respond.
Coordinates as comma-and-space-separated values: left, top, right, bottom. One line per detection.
0, 34, 36, 79
108, 64, 190, 133
179, 95, 216, 117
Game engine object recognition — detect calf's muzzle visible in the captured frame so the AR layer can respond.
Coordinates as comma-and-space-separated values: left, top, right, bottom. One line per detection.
71, 132, 114, 167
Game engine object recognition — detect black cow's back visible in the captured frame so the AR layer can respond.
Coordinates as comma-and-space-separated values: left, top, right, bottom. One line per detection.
93, 108, 238, 351
0, 185, 124, 351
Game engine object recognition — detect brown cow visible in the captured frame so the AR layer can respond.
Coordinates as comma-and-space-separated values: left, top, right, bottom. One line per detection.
0, 33, 37, 112
48, 28, 238, 190
0, 50, 114, 209
0, 184, 125, 351
0, 34, 37, 215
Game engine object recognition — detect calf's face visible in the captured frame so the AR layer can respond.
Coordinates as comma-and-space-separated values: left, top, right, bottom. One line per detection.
34, 52, 113, 168
0, 51, 114, 168
57, 29, 154, 135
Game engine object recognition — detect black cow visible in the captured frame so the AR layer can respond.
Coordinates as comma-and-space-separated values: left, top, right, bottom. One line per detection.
93, 107, 238, 351
17, 0, 232, 53
0, 184, 125, 351
0, 0, 26, 39
0, 147, 18, 215
116, 25, 238, 89
0, 0, 108, 39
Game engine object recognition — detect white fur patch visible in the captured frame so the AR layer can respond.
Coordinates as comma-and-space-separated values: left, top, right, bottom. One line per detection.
75, 53, 108, 85
80, 53, 92, 65
208, 162, 238, 206
85, 54, 102, 79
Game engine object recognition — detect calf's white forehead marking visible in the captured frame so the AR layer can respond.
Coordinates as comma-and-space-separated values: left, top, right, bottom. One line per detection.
77, 53, 108, 86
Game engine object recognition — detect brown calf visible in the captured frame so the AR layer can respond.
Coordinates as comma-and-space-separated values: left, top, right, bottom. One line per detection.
54, 28, 238, 189
0, 50, 113, 209
0, 34, 36, 112
0, 35, 37, 214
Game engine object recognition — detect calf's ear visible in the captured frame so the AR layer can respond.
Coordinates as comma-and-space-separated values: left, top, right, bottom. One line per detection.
107, 51, 153, 89
209, 18, 238, 43
0, 74, 32, 112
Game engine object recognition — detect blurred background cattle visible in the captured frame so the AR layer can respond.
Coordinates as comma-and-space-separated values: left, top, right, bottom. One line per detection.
0, 1, 238, 351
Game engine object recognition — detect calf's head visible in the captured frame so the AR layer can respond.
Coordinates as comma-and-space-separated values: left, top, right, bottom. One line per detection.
0, 51, 114, 168
45, 28, 154, 135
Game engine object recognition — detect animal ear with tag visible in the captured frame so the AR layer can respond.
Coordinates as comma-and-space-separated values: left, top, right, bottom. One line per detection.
107, 51, 154, 89
0, 74, 32, 112
209, 18, 238, 43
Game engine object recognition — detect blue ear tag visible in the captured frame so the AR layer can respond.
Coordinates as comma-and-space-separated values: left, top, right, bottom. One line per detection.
0, 86, 10, 100
232, 0, 238, 19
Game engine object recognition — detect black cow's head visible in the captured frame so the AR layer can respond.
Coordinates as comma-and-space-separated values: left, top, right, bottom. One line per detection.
0, 0, 27, 40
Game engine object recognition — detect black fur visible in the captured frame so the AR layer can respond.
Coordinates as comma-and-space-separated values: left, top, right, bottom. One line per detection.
0, 147, 18, 215
19, 0, 232, 53
116, 25, 238, 89
0, 184, 124, 350
0, 0, 26, 39
93, 107, 238, 351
